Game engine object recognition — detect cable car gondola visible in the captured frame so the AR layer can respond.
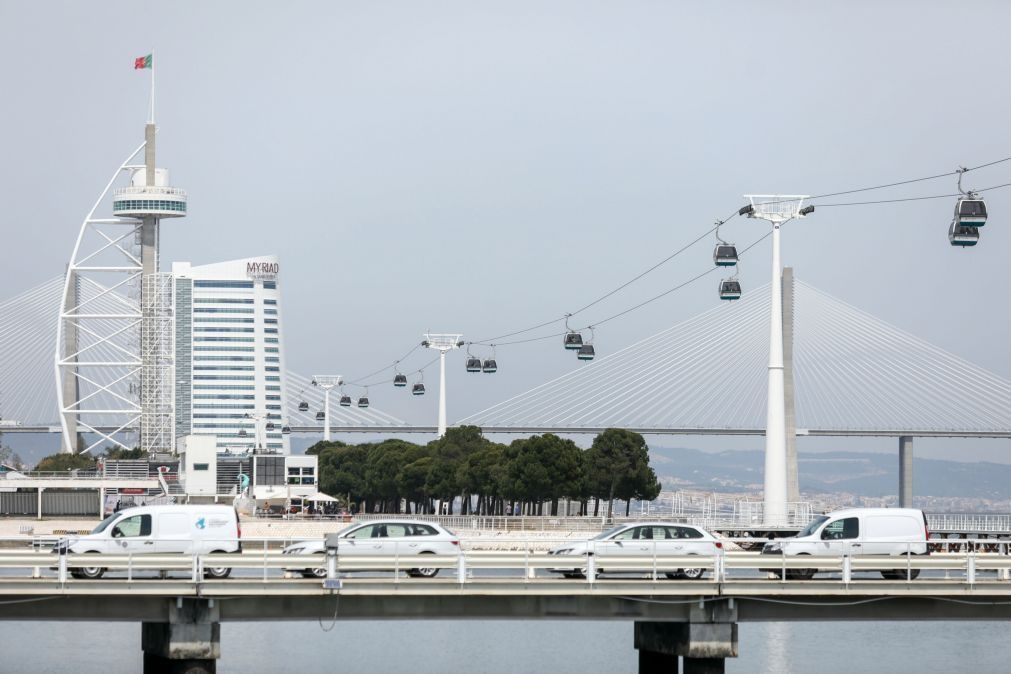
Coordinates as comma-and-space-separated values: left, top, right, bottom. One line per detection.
563, 332, 583, 350
238, 428, 248, 438
281, 425, 291, 435
955, 197, 987, 227
315, 411, 325, 421
948, 221, 980, 247
719, 279, 742, 301
465, 357, 482, 373
265, 421, 275, 432
482, 359, 497, 373
339, 395, 352, 407
393, 373, 407, 387
357, 396, 370, 408
412, 382, 426, 395
713, 243, 738, 267
297, 401, 309, 412
577, 344, 595, 361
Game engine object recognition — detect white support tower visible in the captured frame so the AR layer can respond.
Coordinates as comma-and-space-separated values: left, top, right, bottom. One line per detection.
312, 375, 342, 442
742, 195, 811, 526
55, 122, 186, 453
423, 334, 463, 437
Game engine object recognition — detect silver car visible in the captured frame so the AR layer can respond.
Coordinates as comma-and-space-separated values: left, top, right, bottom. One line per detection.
283, 519, 460, 578
548, 522, 723, 579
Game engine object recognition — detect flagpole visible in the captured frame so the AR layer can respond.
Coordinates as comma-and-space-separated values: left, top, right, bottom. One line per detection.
149, 49, 155, 124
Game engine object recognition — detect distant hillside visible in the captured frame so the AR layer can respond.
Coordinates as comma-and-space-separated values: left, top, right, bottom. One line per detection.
649, 446, 1011, 499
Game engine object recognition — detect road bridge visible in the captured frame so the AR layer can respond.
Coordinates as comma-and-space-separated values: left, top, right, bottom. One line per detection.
2, 548, 1011, 673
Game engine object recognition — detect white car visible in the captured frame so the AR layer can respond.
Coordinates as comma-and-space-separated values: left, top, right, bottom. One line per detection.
548, 522, 723, 580
283, 519, 460, 578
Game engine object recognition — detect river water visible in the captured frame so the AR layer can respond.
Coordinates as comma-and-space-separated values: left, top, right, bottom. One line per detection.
3, 620, 1009, 673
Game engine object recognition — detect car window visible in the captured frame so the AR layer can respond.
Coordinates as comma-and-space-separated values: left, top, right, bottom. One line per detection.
611, 528, 636, 541
635, 527, 654, 540
821, 517, 859, 540
675, 526, 704, 539
407, 524, 438, 536
345, 525, 375, 540
112, 514, 151, 538
385, 524, 408, 537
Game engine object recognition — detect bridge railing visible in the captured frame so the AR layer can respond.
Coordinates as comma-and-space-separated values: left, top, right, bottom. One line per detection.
2, 535, 1010, 586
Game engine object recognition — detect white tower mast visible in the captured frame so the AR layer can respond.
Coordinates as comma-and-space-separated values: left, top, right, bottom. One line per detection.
742, 195, 812, 526
312, 375, 342, 442
55, 122, 186, 453
422, 334, 463, 437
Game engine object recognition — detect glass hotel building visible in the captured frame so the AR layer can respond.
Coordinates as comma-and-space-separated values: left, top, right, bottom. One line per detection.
172, 256, 290, 454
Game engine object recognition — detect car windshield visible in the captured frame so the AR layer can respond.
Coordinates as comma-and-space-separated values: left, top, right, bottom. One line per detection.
591, 525, 628, 541
795, 516, 829, 538
91, 513, 121, 534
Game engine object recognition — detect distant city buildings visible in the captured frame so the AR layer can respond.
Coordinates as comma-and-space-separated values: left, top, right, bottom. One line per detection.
172, 256, 290, 454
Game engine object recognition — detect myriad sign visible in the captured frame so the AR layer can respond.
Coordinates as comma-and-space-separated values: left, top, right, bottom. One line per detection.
246, 261, 279, 281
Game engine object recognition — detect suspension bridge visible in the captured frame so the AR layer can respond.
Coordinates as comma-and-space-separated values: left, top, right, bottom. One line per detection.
2, 270, 1008, 441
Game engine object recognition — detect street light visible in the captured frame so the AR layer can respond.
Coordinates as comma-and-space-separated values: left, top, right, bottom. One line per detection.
422, 334, 463, 437
742, 195, 813, 527
312, 375, 342, 442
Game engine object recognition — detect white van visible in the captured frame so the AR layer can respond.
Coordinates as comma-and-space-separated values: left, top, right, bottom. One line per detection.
761, 507, 929, 579
55, 504, 241, 579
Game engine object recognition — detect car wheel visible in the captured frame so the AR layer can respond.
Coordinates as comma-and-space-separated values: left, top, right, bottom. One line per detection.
680, 566, 706, 580
204, 552, 231, 579
408, 552, 439, 578
562, 572, 583, 580
306, 567, 327, 579
786, 554, 815, 580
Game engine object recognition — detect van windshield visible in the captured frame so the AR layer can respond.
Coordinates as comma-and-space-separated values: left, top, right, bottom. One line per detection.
796, 516, 829, 538
91, 513, 121, 534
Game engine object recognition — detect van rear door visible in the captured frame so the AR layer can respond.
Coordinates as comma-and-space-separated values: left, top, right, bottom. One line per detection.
863, 515, 918, 555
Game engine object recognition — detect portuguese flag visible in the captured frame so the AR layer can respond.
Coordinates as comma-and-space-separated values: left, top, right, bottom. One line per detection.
134, 54, 152, 70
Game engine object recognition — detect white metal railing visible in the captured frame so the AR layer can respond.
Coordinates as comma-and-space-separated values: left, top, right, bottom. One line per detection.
0, 536, 1007, 587
113, 186, 187, 197
926, 513, 1011, 534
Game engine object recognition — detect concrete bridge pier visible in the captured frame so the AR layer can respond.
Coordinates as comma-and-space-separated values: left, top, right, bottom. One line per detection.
899, 435, 913, 508
142, 598, 220, 674
634, 601, 738, 673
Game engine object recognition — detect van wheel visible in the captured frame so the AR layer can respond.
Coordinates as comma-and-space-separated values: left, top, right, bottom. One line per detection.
77, 553, 105, 579
204, 553, 231, 579
786, 554, 815, 580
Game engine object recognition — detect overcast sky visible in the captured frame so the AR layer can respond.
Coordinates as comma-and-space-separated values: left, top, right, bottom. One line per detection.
1, 2, 1009, 463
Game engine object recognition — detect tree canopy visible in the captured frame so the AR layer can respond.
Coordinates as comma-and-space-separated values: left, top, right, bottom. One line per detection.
307, 426, 661, 517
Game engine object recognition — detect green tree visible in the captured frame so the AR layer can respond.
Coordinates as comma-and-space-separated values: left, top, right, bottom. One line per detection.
0, 444, 25, 470
426, 425, 487, 514
314, 443, 367, 509
586, 428, 658, 520
36, 452, 96, 472
102, 447, 148, 460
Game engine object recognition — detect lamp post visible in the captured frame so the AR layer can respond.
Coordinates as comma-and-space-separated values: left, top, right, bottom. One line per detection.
741, 196, 813, 526
421, 334, 463, 437
312, 375, 342, 442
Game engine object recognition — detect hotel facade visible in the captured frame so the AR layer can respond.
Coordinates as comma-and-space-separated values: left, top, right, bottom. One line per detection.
172, 256, 290, 454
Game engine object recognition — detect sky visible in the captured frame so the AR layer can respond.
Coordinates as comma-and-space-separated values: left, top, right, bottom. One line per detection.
1, 1, 1009, 463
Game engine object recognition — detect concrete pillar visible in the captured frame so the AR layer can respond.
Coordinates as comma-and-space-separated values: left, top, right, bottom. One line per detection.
634, 602, 738, 674
37, 488, 43, 521
899, 436, 913, 508
142, 598, 220, 674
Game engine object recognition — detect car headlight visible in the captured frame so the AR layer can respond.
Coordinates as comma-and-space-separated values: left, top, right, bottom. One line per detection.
283, 546, 304, 555
763, 542, 782, 552
552, 548, 574, 556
